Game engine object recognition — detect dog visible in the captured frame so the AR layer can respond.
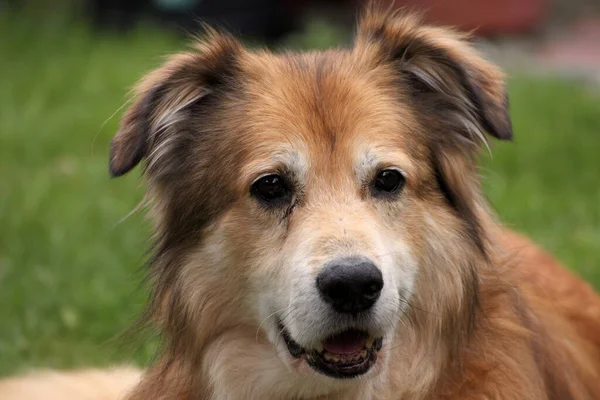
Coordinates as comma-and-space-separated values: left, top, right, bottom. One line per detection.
3, 5, 600, 400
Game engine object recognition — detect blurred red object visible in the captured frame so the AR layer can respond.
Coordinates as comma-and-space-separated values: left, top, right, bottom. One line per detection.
382, 0, 548, 35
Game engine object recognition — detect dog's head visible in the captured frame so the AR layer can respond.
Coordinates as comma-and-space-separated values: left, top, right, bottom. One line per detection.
110, 7, 511, 389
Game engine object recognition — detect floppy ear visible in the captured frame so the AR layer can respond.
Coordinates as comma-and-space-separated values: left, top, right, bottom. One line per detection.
109, 31, 242, 178
355, 7, 513, 255
355, 7, 513, 146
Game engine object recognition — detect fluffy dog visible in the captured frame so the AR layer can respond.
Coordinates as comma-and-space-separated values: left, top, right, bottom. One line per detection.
107, 5, 600, 400
4, 5, 600, 400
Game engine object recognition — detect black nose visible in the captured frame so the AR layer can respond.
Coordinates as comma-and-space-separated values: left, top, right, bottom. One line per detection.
316, 257, 384, 315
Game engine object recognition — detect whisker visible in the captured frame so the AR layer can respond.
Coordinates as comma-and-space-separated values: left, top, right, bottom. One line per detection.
115, 194, 149, 226
255, 307, 289, 343
92, 98, 132, 157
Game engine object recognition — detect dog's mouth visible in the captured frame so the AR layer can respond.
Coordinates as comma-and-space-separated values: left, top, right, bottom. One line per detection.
280, 325, 383, 379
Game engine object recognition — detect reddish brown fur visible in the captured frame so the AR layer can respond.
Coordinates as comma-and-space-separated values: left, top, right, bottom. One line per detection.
104, 5, 600, 400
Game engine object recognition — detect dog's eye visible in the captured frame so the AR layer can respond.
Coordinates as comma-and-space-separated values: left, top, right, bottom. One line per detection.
251, 174, 290, 203
373, 169, 405, 195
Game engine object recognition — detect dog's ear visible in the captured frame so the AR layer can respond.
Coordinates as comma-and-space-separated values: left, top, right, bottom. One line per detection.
355, 7, 512, 256
355, 7, 512, 145
109, 31, 242, 177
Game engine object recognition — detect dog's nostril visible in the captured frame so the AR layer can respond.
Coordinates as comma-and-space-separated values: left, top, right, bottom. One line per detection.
316, 257, 383, 315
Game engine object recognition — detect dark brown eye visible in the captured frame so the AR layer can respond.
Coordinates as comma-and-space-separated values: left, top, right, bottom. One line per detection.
251, 174, 290, 203
374, 169, 405, 195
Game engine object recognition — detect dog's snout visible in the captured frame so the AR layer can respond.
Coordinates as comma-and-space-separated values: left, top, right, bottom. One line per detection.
316, 257, 384, 315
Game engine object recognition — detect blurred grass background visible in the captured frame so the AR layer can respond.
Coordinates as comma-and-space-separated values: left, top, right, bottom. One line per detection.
0, 6, 598, 376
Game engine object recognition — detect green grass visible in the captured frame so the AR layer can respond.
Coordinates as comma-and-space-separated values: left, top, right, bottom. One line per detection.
0, 10, 598, 377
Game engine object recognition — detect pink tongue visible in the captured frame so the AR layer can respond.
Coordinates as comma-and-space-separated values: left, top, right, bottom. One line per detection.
323, 330, 367, 354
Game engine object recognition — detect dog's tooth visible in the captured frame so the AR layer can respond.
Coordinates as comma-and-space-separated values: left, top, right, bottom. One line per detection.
314, 343, 324, 353
323, 352, 333, 362
332, 355, 340, 363
360, 350, 367, 359
366, 336, 375, 349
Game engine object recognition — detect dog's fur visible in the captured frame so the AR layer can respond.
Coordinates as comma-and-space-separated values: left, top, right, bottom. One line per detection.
3, 5, 600, 400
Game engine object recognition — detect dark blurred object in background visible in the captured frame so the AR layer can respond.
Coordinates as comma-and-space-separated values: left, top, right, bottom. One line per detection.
62, 0, 600, 43
85, 0, 551, 43
86, 0, 301, 43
